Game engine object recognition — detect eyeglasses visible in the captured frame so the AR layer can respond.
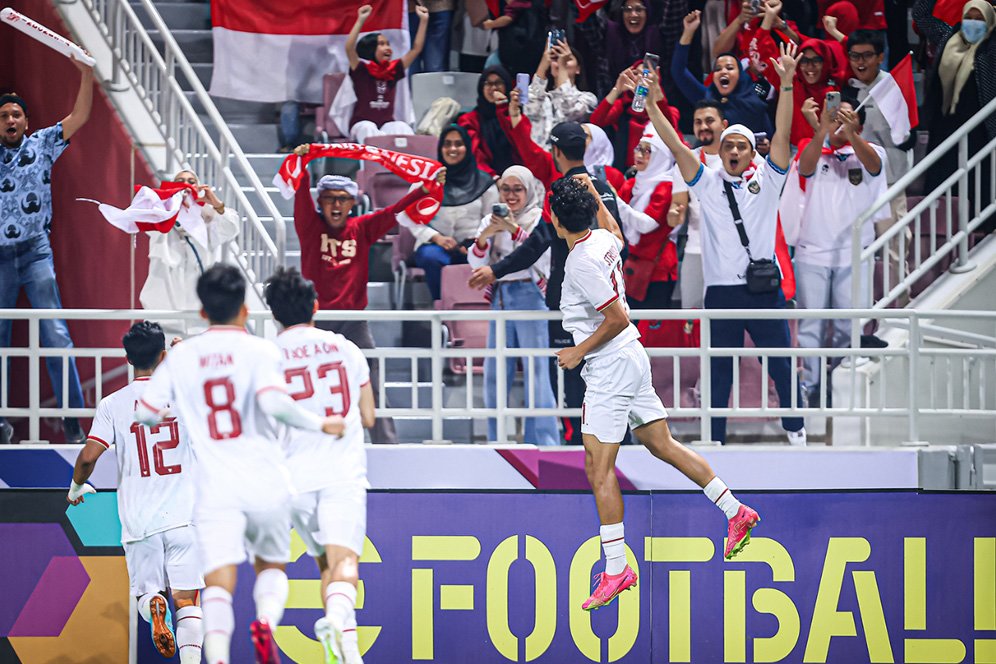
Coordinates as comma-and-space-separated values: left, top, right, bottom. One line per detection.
499, 186, 526, 195
622, 5, 646, 13
798, 56, 824, 66
633, 145, 652, 155
848, 50, 879, 62
483, 79, 506, 88
319, 195, 354, 205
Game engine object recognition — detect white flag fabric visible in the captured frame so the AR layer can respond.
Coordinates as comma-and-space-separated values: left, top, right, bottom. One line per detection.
863, 53, 919, 145
82, 186, 207, 248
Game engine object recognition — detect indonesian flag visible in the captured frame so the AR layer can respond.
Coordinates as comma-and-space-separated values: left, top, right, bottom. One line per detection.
862, 53, 918, 145
209, 0, 412, 113
274, 143, 443, 224
81, 182, 207, 246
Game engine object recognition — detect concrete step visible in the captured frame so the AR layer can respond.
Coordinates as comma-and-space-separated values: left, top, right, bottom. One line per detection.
147, 29, 213, 63
176, 63, 213, 89
184, 92, 275, 123
133, 2, 210, 30
217, 123, 280, 155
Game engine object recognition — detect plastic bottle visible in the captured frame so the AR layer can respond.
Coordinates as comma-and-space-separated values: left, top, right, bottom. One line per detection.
631, 69, 650, 113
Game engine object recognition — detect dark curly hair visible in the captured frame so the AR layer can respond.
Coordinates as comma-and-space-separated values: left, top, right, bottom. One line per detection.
196, 264, 246, 324
265, 266, 318, 328
550, 177, 598, 233
122, 321, 165, 371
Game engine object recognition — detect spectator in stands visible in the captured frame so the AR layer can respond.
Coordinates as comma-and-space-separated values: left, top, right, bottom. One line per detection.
842, 29, 913, 290
672, 11, 774, 135
590, 62, 682, 169
790, 39, 842, 146
618, 125, 679, 310
140, 170, 240, 337
670, 100, 731, 309
822, 2, 862, 45
292, 144, 445, 443
468, 165, 559, 445
525, 40, 597, 149
914, 0, 995, 218
486, 0, 548, 80
468, 123, 626, 444
575, 0, 663, 97
458, 0, 497, 73
458, 66, 521, 178
0, 56, 94, 445
793, 96, 888, 404
711, 0, 802, 91
407, 0, 455, 75
343, 3, 428, 144
646, 46, 808, 445
403, 125, 499, 300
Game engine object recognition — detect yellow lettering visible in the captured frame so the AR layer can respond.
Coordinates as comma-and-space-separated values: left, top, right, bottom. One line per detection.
976, 538, 996, 664
725, 571, 747, 663
903, 537, 966, 663
754, 588, 801, 662
644, 537, 714, 663
486, 536, 557, 662
411, 536, 481, 660
570, 536, 640, 662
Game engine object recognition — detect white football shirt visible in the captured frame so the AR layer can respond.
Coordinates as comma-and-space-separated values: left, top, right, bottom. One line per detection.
276, 325, 370, 492
88, 378, 195, 544
560, 228, 641, 359
140, 326, 292, 510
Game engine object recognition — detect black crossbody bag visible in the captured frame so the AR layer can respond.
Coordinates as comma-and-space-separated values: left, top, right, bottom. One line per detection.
722, 181, 781, 294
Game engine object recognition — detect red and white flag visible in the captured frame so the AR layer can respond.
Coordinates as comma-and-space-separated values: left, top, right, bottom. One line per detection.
862, 53, 919, 145
81, 182, 206, 244
574, 0, 608, 22
210, 0, 410, 107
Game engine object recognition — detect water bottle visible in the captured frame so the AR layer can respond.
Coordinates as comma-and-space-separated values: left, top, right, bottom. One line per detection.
631, 69, 650, 113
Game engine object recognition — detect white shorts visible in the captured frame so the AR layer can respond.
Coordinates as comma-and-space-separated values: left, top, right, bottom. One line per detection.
581, 341, 669, 443
124, 525, 204, 596
194, 504, 291, 575
291, 484, 367, 558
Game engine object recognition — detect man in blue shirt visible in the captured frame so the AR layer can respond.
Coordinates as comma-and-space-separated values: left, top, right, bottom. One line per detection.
0, 55, 94, 443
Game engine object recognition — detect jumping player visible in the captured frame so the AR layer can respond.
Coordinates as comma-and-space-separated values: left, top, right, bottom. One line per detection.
549, 178, 760, 611
265, 267, 375, 664
67, 321, 203, 662
135, 265, 346, 664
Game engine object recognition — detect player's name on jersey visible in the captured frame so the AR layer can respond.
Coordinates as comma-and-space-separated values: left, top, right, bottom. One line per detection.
199, 353, 234, 368
282, 341, 342, 361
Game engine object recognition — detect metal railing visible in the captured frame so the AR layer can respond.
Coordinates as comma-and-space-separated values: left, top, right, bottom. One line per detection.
2, 309, 994, 445
65, 0, 286, 295
851, 96, 996, 311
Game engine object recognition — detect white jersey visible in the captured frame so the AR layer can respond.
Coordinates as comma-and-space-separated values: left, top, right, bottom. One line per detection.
141, 326, 292, 511
276, 325, 370, 492
561, 228, 641, 359
88, 378, 195, 544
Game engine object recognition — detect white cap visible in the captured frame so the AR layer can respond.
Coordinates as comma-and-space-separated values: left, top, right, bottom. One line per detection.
316, 175, 358, 198
719, 124, 756, 150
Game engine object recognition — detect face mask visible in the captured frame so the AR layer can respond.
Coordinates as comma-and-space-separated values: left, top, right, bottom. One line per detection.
961, 19, 988, 44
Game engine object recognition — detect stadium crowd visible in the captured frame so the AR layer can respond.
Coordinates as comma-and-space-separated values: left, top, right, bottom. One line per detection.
2, 0, 995, 446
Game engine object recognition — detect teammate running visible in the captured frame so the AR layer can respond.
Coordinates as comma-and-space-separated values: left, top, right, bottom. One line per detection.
549, 178, 760, 611
135, 265, 346, 664
68, 321, 203, 662
265, 267, 374, 664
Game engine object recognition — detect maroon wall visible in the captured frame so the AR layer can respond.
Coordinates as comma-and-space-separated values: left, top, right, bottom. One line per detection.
2, 0, 157, 440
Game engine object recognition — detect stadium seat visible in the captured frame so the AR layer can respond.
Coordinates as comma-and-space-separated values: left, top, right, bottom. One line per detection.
392, 225, 425, 306
409, 72, 480, 124
649, 356, 701, 411
315, 73, 347, 141
438, 264, 489, 375
364, 134, 439, 158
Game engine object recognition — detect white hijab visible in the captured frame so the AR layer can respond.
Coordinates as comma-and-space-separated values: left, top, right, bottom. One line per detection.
583, 123, 615, 174
630, 124, 675, 212
500, 165, 546, 232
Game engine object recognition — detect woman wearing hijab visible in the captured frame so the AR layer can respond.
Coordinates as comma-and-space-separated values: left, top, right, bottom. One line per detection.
525, 39, 598, 149
914, 0, 996, 214
457, 65, 522, 178
405, 125, 499, 301
791, 38, 841, 145
617, 126, 679, 309
582, 124, 627, 189
590, 61, 682, 169
672, 11, 774, 135
467, 166, 559, 445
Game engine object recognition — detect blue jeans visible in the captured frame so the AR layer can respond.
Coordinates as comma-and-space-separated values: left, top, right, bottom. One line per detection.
485, 281, 560, 445
0, 235, 84, 409
279, 101, 302, 148
407, 10, 454, 76
413, 242, 467, 301
704, 284, 803, 443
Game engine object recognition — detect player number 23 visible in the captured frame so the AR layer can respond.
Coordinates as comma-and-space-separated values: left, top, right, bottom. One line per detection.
283, 362, 351, 417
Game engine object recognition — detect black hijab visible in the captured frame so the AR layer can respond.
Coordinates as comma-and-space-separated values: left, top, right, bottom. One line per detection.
438, 125, 494, 207
475, 65, 516, 175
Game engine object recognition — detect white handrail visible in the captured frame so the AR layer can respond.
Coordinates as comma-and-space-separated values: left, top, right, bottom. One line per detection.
2, 308, 994, 445
65, 0, 286, 296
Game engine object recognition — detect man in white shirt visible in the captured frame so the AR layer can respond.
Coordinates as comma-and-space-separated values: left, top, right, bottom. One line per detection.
134, 265, 346, 664
550, 177, 760, 613
647, 43, 807, 446
67, 321, 203, 662
265, 267, 375, 664
794, 96, 890, 401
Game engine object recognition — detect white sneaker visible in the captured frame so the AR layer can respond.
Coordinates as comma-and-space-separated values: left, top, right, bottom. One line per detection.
315, 617, 342, 664
787, 428, 808, 446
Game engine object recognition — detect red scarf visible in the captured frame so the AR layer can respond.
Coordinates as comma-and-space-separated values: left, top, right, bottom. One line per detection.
274, 143, 443, 224
364, 58, 402, 81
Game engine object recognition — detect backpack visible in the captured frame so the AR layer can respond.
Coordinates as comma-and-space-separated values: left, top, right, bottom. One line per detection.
416, 97, 462, 137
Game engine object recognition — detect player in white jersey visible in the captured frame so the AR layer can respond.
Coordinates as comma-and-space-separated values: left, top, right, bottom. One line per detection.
265, 267, 375, 664
549, 178, 761, 611
135, 265, 347, 664
67, 321, 203, 662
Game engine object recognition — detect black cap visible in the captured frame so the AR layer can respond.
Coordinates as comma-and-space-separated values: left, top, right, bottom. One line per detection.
550, 122, 587, 152
0, 94, 28, 116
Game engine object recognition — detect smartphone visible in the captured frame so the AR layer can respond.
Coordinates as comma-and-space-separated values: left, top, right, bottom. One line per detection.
642, 52, 660, 75
749, 0, 762, 15
515, 72, 530, 105
826, 91, 841, 118
492, 203, 510, 218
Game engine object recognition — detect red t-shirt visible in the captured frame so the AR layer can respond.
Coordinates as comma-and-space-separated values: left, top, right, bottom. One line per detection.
295, 171, 427, 310
349, 59, 406, 128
